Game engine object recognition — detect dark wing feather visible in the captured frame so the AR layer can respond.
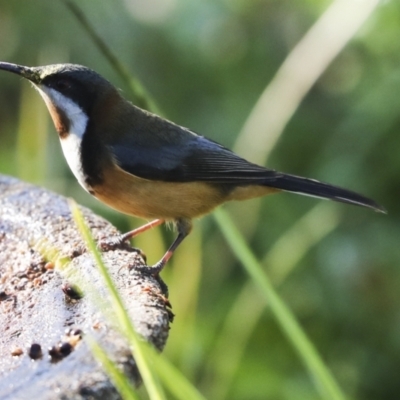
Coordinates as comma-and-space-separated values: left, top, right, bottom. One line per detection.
110, 131, 281, 184
108, 117, 385, 213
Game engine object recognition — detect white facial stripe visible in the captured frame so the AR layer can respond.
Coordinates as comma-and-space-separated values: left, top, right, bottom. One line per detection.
36, 85, 90, 191
61, 134, 89, 190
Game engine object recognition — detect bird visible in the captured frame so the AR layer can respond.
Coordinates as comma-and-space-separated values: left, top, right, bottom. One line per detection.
0, 62, 385, 274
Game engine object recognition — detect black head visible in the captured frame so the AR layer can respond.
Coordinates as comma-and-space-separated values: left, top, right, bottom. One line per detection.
0, 62, 116, 116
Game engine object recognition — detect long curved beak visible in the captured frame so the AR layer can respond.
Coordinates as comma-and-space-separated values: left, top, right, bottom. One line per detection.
0, 62, 40, 84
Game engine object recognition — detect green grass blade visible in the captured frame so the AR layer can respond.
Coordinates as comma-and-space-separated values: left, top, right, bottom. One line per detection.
88, 336, 140, 400
145, 346, 207, 400
264, 202, 340, 284
70, 200, 166, 400
61, 0, 161, 114
233, 0, 380, 166
71, 200, 207, 400
205, 203, 341, 398
213, 207, 346, 400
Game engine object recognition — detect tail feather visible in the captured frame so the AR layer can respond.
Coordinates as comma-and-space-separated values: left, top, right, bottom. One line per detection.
269, 173, 386, 213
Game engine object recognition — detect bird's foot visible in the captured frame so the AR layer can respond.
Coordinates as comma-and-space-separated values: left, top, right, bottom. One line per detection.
129, 259, 166, 276
98, 235, 147, 262
98, 234, 125, 250
129, 261, 169, 295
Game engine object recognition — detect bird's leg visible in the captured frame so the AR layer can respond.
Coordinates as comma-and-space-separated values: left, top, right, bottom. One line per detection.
133, 218, 192, 275
99, 219, 164, 257
120, 219, 165, 242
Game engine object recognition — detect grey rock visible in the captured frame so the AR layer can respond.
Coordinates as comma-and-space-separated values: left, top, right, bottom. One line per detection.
0, 175, 171, 399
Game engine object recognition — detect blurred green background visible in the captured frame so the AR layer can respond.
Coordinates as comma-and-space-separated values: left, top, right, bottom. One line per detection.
0, 0, 399, 399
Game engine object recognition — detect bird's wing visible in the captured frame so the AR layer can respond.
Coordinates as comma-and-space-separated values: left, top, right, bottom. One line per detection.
109, 129, 279, 184
108, 121, 385, 212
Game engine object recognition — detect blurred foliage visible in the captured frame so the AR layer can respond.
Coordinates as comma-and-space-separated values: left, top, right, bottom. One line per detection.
0, 0, 399, 399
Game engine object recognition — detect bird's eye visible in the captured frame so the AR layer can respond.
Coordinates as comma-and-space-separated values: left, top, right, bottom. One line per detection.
54, 79, 71, 91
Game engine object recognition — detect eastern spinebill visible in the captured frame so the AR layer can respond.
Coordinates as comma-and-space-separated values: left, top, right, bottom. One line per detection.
0, 62, 385, 274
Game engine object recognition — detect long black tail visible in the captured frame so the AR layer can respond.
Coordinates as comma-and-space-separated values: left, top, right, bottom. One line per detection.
269, 173, 386, 213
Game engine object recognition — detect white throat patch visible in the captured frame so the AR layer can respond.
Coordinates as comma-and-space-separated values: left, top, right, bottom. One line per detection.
36, 86, 90, 192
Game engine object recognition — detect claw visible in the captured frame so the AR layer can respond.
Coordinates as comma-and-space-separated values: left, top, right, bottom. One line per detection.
98, 236, 147, 262
129, 261, 164, 276
98, 235, 125, 251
